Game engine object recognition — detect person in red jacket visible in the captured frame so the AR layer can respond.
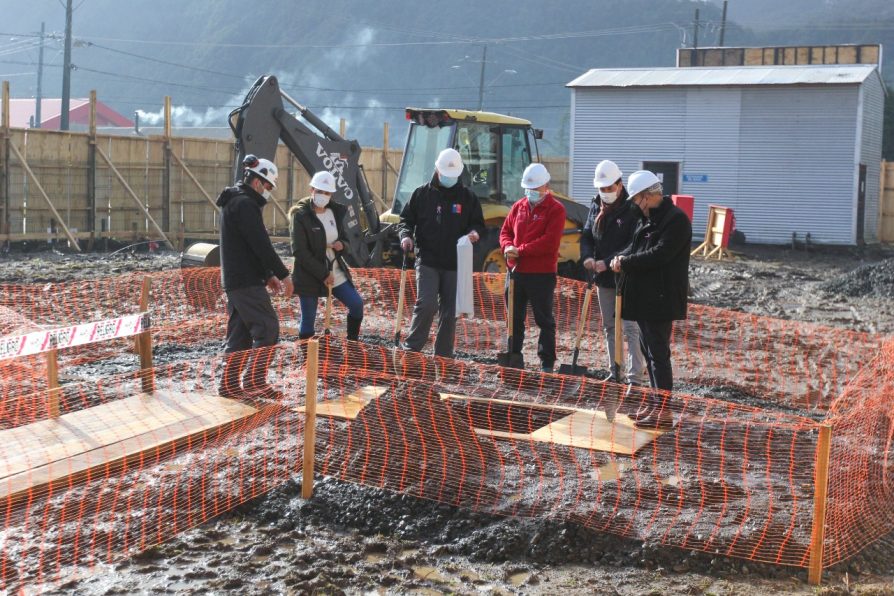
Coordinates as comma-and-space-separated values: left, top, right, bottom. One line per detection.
499, 163, 566, 372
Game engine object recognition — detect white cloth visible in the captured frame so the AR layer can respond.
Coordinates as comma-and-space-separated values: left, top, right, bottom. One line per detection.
317, 208, 347, 286
455, 235, 474, 316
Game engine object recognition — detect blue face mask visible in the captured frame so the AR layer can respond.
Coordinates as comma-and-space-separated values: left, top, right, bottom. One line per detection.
439, 174, 458, 188
524, 188, 542, 204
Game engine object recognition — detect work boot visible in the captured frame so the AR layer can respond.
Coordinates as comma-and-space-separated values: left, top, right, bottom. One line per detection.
242, 348, 283, 402
634, 408, 674, 430
602, 363, 621, 383
541, 362, 554, 373
346, 315, 363, 341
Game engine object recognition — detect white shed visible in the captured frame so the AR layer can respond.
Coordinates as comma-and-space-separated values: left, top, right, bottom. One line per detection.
567, 65, 886, 245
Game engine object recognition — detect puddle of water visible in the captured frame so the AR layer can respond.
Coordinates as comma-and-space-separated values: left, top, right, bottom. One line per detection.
364, 552, 386, 564
412, 566, 448, 583
459, 570, 481, 582
508, 571, 530, 586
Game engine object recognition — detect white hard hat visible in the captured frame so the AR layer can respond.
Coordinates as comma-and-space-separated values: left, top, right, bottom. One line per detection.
244, 155, 279, 189
626, 170, 661, 198
521, 163, 550, 189
593, 160, 623, 189
435, 148, 464, 178
310, 171, 337, 193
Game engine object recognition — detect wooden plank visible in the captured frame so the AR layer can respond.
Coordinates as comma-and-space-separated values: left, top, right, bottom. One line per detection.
481, 409, 664, 456
302, 339, 319, 499
295, 384, 389, 419
0, 389, 258, 502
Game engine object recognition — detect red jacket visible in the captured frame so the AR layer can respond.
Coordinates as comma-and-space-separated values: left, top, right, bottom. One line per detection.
499, 193, 566, 273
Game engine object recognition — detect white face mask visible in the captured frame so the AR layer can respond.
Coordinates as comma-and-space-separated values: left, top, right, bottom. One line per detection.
312, 192, 330, 208
599, 190, 618, 204
524, 188, 543, 205
261, 189, 272, 201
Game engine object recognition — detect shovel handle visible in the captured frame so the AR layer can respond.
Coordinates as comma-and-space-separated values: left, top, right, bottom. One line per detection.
613, 273, 623, 372
323, 283, 333, 335
393, 253, 409, 345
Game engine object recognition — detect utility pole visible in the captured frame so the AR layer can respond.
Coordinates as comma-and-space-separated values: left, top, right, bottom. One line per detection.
693, 8, 700, 50
477, 44, 487, 112
35, 22, 45, 129
61, 0, 73, 131
719, 0, 729, 47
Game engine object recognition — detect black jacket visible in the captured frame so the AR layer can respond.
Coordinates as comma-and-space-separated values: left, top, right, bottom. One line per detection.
289, 197, 353, 297
619, 197, 692, 322
216, 181, 289, 291
580, 188, 637, 288
397, 174, 485, 271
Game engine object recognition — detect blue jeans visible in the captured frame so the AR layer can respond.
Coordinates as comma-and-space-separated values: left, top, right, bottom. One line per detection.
298, 282, 363, 336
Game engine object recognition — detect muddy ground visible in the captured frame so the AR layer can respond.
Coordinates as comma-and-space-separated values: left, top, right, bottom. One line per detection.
3, 241, 894, 595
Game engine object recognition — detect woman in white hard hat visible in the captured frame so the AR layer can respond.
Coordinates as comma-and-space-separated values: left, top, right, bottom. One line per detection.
499, 162, 566, 372
581, 160, 647, 386
289, 171, 364, 340
610, 170, 692, 430
397, 148, 485, 358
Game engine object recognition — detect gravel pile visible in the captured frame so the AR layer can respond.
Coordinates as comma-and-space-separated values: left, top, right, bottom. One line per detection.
819, 258, 894, 299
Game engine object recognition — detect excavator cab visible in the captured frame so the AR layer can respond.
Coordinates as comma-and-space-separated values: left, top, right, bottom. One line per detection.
381, 108, 585, 275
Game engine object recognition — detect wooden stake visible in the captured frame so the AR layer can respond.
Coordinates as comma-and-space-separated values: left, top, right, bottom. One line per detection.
170, 150, 220, 213
8, 142, 81, 251
302, 339, 319, 499
95, 145, 174, 250
808, 425, 832, 586
137, 276, 155, 394
47, 349, 60, 418
381, 122, 389, 209
88, 90, 96, 137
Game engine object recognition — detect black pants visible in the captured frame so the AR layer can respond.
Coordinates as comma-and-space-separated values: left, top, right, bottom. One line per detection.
224, 285, 280, 352
506, 272, 557, 367
222, 285, 280, 389
636, 319, 674, 391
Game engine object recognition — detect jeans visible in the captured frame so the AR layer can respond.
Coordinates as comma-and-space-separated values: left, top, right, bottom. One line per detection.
298, 282, 364, 336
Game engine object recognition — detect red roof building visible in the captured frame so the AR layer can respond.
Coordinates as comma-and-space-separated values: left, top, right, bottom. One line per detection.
8, 98, 133, 129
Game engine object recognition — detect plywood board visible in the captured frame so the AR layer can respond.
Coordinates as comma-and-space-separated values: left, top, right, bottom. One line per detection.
442, 393, 666, 455
0, 390, 258, 502
296, 385, 390, 419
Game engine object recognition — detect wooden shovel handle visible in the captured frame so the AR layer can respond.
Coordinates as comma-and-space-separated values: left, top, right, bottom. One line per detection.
573, 287, 593, 351
614, 283, 623, 371
394, 256, 409, 343
323, 283, 333, 334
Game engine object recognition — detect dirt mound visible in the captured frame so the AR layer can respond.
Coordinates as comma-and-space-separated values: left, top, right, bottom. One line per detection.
819, 258, 894, 299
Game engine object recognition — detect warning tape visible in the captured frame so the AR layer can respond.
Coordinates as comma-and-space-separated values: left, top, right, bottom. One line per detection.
0, 312, 150, 361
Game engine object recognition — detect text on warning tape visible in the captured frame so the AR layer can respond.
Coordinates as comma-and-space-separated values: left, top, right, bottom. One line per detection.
0, 312, 150, 361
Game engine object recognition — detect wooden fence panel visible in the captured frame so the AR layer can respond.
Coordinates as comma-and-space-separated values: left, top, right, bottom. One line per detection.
0, 126, 570, 246
881, 161, 894, 243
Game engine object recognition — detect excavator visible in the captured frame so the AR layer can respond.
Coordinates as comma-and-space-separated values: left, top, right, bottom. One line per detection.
225, 75, 587, 274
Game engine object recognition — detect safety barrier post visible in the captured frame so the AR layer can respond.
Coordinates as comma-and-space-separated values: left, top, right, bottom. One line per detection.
137, 276, 155, 394
302, 338, 319, 498
808, 424, 832, 585
47, 349, 60, 418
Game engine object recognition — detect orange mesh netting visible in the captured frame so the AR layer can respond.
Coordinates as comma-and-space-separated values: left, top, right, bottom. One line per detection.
0, 266, 891, 591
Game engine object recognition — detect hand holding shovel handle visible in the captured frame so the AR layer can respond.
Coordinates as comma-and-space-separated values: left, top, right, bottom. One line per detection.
613, 272, 624, 379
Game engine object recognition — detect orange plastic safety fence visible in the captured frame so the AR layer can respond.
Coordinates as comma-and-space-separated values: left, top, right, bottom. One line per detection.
0, 266, 891, 592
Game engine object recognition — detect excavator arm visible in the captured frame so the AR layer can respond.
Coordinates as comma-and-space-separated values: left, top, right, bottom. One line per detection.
229, 75, 387, 267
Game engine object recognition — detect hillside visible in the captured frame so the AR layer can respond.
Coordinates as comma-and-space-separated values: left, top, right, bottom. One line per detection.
1, 0, 892, 155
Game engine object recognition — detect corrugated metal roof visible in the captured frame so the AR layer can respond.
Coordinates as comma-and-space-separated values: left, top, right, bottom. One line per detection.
567, 65, 878, 88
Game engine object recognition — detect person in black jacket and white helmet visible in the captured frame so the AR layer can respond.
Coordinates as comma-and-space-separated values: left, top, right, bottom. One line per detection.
398, 148, 485, 358
611, 170, 691, 430
580, 160, 647, 386
216, 154, 293, 401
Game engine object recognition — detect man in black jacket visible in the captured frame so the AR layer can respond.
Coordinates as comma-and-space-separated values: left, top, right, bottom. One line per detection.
398, 148, 485, 358
581, 160, 647, 385
217, 155, 293, 400
611, 170, 691, 430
